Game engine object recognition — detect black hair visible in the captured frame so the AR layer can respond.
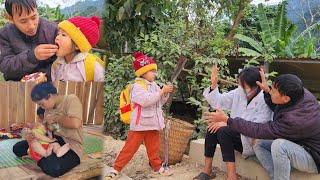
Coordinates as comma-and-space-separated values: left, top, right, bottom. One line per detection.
273, 74, 304, 103
5, 0, 37, 16
36, 107, 45, 116
31, 82, 57, 102
238, 66, 261, 89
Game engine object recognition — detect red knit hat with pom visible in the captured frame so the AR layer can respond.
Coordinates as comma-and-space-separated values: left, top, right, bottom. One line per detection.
58, 16, 101, 52
133, 52, 157, 77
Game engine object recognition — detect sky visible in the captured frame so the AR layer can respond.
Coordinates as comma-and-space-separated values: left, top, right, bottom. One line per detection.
37, 0, 82, 8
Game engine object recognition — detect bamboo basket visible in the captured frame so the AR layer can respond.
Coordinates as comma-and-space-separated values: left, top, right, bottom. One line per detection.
160, 117, 195, 165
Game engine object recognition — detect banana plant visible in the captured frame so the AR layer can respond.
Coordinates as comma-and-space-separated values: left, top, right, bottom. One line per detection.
235, 33, 275, 62
236, 2, 298, 60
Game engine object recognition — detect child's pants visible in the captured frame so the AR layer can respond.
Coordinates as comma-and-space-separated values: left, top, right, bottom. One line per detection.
113, 130, 162, 172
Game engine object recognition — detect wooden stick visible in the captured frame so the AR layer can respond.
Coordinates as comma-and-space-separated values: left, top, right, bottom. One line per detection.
166, 57, 188, 115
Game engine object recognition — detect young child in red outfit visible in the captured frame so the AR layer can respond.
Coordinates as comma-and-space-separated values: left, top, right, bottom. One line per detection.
105, 52, 173, 179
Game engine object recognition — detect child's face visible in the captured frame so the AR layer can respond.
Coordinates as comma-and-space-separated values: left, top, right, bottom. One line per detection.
142, 70, 157, 82
8, 7, 39, 37
269, 85, 291, 104
55, 29, 77, 57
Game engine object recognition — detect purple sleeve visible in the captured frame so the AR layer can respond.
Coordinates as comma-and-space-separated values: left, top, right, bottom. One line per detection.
0, 31, 38, 78
227, 117, 279, 139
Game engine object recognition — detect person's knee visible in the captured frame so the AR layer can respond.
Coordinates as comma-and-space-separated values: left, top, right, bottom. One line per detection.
12, 143, 21, 157
271, 139, 288, 156
216, 126, 231, 141
253, 139, 264, 152
13, 140, 28, 157
38, 159, 63, 177
43, 164, 63, 177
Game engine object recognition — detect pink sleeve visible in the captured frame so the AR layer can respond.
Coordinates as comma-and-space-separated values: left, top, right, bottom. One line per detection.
131, 84, 161, 107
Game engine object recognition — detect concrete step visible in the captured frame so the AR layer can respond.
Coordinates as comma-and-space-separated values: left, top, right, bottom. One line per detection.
189, 139, 320, 180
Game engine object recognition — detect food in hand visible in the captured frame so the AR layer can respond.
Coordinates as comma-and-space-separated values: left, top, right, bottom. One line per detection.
21, 72, 47, 83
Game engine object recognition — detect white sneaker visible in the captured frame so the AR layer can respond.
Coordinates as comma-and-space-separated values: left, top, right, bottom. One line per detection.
104, 168, 120, 180
152, 166, 173, 177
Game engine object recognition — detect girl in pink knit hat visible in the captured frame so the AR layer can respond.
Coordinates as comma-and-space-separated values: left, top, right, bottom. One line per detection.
51, 16, 105, 82
105, 52, 173, 179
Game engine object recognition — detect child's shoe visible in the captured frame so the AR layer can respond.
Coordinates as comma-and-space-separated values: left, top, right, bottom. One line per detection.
104, 168, 120, 180
151, 166, 173, 177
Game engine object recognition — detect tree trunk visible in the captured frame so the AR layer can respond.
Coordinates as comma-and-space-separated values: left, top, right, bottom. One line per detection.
226, 0, 250, 41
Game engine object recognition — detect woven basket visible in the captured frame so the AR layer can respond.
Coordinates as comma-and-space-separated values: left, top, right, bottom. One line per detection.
160, 117, 195, 165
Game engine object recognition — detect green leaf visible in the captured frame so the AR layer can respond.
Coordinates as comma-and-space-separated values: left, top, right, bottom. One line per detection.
238, 47, 262, 57
235, 34, 264, 53
257, 4, 273, 46
123, 0, 132, 15
135, 2, 144, 14
117, 7, 125, 21
292, 21, 320, 46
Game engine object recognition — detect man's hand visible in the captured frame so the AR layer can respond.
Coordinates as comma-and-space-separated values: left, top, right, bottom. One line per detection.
207, 122, 227, 133
34, 44, 58, 61
45, 113, 57, 125
256, 68, 270, 93
203, 108, 229, 123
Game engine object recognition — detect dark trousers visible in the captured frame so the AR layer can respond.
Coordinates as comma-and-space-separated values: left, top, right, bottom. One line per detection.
205, 126, 243, 162
12, 135, 80, 177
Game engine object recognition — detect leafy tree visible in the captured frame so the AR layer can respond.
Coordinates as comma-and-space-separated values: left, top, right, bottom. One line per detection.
104, 0, 251, 139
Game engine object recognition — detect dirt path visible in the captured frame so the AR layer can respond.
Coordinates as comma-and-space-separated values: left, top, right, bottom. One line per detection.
102, 136, 248, 180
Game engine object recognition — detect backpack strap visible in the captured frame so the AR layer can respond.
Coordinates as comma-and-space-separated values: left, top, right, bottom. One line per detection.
84, 54, 106, 81
134, 79, 148, 90
133, 103, 142, 125
51, 60, 59, 71
131, 79, 148, 125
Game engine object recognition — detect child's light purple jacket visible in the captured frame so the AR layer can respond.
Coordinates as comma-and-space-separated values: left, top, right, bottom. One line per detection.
129, 78, 169, 131
51, 52, 104, 82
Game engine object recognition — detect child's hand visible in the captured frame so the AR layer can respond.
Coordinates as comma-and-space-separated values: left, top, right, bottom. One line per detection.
45, 114, 56, 125
161, 84, 174, 95
21, 128, 34, 142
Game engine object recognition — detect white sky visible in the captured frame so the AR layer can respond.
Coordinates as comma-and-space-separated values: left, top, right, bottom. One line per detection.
251, 0, 284, 5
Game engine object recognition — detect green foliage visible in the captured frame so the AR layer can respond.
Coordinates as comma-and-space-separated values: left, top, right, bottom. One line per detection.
104, 12, 236, 139
237, 1, 320, 59
104, 55, 134, 139
104, 0, 266, 139
38, 5, 65, 22
105, 0, 176, 55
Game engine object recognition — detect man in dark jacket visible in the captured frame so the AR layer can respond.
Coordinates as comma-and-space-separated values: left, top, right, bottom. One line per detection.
204, 70, 320, 180
0, 0, 58, 81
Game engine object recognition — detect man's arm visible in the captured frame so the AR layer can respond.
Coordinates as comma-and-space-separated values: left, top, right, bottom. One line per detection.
0, 32, 39, 79
227, 117, 279, 139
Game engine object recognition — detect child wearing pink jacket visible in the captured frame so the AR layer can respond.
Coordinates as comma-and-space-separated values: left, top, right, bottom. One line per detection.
105, 52, 173, 179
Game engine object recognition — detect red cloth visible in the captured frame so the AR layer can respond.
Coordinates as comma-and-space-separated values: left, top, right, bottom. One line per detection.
29, 144, 50, 161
